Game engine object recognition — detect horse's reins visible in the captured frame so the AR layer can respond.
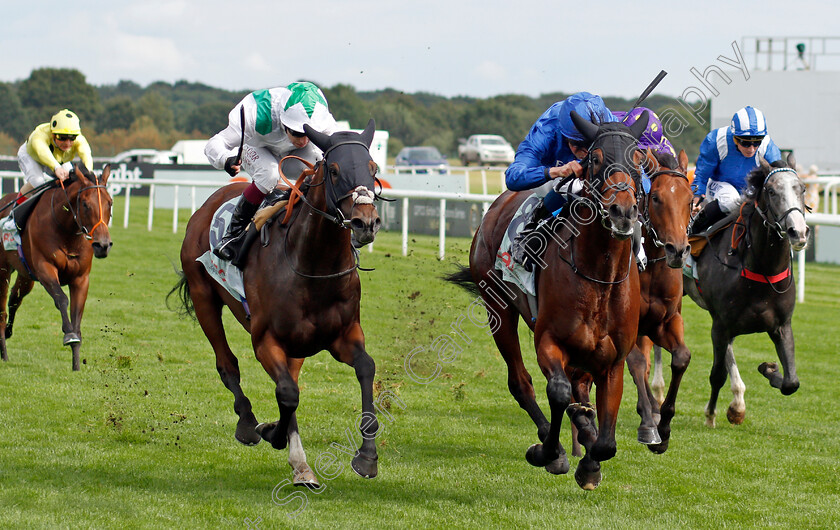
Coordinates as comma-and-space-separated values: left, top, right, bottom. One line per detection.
721, 167, 807, 293
274, 141, 382, 279
49, 176, 108, 241
555, 130, 641, 284
640, 167, 691, 263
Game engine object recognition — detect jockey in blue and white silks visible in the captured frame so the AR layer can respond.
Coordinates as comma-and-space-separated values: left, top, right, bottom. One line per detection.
690, 106, 782, 234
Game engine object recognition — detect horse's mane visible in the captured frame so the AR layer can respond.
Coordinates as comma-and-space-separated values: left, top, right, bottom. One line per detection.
744, 159, 788, 201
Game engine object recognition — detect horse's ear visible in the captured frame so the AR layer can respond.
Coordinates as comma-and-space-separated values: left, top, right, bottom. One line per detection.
786, 151, 796, 170
627, 110, 650, 141
360, 119, 376, 148
570, 110, 599, 143
677, 149, 689, 173
303, 124, 331, 152
759, 157, 771, 172
100, 164, 111, 185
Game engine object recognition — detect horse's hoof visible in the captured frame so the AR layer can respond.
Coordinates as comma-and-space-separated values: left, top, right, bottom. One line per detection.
351, 453, 378, 479
526, 443, 550, 468
544, 452, 570, 475
574, 462, 602, 490
758, 362, 778, 378
647, 438, 670, 454
637, 426, 662, 445
256, 422, 287, 449
292, 463, 321, 488
63, 333, 81, 346
726, 405, 745, 425
235, 420, 262, 446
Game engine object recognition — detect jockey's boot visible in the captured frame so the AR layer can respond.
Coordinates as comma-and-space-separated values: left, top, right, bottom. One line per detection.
214, 195, 260, 261
689, 199, 724, 236
512, 201, 550, 270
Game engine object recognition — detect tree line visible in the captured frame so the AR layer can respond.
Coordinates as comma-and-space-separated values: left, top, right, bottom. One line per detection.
0, 67, 710, 161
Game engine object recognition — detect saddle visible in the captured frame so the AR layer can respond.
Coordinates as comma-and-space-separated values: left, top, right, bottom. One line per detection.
230, 186, 297, 268
688, 212, 739, 258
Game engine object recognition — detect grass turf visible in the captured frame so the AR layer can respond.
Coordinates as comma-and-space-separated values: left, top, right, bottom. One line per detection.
0, 196, 838, 528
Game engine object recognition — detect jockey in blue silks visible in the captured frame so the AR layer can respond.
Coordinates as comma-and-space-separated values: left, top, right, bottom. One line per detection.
506, 92, 618, 218
690, 106, 782, 234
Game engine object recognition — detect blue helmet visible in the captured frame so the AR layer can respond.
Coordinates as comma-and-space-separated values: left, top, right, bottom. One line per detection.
730, 106, 768, 137
557, 92, 617, 142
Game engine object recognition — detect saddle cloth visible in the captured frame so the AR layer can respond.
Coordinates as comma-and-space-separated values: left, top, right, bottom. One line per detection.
494, 194, 541, 297
197, 196, 247, 303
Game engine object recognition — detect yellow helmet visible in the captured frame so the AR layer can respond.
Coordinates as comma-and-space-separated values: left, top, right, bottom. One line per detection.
50, 109, 81, 135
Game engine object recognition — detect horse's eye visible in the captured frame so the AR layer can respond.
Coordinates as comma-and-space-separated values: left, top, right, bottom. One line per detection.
650, 194, 660, 204
767, 188, 776, 196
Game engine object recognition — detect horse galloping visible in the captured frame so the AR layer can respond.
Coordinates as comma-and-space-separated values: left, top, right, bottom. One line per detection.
684, 154, 808, 427
169, 120, 382, 486
0, 165, 112, 370
447, 111, 648, 490
568, 148, 693, 456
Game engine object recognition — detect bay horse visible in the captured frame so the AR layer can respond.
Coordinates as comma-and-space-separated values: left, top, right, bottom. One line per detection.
0, 164, 113, 371
169, 120, 382, 486
568, 149, 693, 456
684, 154, 808, 427
447, 111, 648, 490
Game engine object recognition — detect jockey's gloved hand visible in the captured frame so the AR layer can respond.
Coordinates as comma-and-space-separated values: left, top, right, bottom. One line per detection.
224, 156, 241, 177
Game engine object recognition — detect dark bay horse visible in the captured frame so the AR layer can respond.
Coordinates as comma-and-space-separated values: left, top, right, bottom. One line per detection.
169, 120, 382, 486
447, 111, 648, 490
0, 165, 113, 370
569, 148, 693, 456
684, 154, 808, 427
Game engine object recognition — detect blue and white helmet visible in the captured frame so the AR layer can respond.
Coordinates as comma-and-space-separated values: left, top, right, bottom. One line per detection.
730, 106, 768, 137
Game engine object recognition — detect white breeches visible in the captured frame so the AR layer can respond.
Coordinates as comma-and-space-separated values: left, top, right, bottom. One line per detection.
706, 180, 741, 214
241, 143, 320, 194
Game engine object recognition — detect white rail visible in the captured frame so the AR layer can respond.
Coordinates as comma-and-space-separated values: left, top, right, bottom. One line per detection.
2, 171, 839, 300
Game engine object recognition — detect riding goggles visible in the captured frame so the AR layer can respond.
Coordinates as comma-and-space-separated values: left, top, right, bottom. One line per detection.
734, 137, 763, 148
55, 134, 78, 142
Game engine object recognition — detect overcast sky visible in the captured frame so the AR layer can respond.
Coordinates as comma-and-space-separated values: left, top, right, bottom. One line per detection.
4, 1, 839, 100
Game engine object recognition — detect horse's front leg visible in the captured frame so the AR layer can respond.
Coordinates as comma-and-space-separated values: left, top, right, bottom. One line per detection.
626, 343, 661, 446
525, 335, 571, 473
706, 322, 744, 427
330, 323, 378, 478
285, 358, 319, 488
36, 268, 80, 369
253, 335, 296, 451
591, 359, 625, 463
66, 275, 91, 371
648, 316, 691, 454
760, 323, 799, 396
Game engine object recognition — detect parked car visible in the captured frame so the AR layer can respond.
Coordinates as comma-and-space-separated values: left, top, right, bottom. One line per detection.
111, 149, 182, 164
458, 134, 515, 166
394, 146, 449, 174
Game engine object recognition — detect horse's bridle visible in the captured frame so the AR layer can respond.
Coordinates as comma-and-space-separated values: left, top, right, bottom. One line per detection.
754, 167, 808, 240
556, 129, 642, 284
276, 139, 385, 279
52, 176, 109, 241
578, 130, 642, 231
641, 167, 691, 250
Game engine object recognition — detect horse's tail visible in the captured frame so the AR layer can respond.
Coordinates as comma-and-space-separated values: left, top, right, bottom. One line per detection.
166, 270, 196, 320
442, 264, 479, 296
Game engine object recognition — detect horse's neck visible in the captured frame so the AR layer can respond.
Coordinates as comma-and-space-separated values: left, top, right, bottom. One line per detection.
571, 205, 631, 275
288, 183, 352, 263
744, 207, 790, 274
43, 189, 77, 235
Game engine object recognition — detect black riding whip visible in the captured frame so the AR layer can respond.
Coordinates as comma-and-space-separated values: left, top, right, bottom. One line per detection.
630, 70, 667, 110
235, 104, 245, 165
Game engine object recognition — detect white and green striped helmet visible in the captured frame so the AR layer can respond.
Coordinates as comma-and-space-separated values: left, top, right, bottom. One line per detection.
278, 81, 332, 133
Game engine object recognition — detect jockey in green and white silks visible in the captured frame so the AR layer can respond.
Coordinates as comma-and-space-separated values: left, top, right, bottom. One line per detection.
205, 82, 339, 261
